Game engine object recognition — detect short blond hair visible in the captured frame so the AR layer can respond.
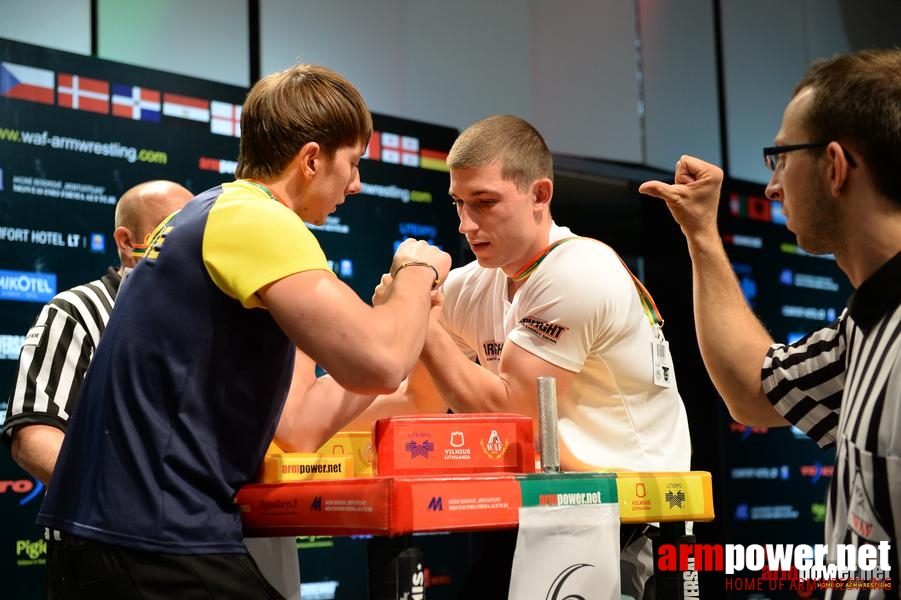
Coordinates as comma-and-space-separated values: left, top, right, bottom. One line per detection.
448, 114, 553, 191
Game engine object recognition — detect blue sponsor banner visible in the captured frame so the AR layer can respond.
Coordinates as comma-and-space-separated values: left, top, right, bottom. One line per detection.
0, 270, 56, 302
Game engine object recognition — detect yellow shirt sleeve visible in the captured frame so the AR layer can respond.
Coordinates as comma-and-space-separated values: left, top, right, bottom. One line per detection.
202, 180, 333, 308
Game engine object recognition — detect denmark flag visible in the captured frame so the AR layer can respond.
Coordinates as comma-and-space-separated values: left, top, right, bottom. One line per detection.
57, 73, 109, 114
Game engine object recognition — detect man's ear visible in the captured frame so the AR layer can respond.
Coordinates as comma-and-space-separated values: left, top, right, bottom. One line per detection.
113, 226, 138, 267
533, 178, 553, 207
296, 141, 321, 177
826, 141, 851, 196
113, 226, 133, 254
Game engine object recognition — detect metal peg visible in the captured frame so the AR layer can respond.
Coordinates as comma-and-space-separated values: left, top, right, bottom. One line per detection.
537, 376, 560, 473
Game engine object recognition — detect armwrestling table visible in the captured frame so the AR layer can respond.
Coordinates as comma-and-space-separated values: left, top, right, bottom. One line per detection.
238, 470, 714, 599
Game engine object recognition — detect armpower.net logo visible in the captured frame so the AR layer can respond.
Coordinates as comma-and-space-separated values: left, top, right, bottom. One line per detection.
658, 542, 892, 595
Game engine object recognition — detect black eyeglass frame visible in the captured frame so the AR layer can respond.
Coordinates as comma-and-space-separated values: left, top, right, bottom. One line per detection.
762, 142, 857, 172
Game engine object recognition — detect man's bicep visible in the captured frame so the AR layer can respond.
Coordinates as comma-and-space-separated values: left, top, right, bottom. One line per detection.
436, 307, 478, 362
10, 423, 66, 485
498, 340, 577, 421
260, 270, 370, 367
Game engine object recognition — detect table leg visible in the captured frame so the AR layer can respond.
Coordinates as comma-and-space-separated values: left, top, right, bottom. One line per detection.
367, 535, 426, 600
649, 521, 699, 599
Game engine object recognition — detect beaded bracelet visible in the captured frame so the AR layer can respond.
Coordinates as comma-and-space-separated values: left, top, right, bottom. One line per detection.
392, 261, 440, 290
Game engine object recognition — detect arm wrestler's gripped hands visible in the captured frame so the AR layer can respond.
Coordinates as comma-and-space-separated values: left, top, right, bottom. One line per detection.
372, 271, 444, 309
390, 238, 451, 285
374, 238, 450, 307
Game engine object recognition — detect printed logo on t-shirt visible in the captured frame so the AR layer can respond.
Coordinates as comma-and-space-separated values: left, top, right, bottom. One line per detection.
482, 340, 503, 361
143, 216, 177, 261
23, 324, 45, 347
518, 316, 569, 344
847, 470, 890, 541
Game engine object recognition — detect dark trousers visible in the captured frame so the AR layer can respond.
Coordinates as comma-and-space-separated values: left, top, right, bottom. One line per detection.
47, 535, 285, 600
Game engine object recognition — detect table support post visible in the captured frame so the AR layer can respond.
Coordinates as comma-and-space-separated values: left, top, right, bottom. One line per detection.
367, 535, 426, 600
648, 521, 699, 599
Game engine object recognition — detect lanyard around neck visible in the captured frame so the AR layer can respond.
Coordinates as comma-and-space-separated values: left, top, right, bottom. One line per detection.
245, 180, 289, 208
510, 236, 664, 328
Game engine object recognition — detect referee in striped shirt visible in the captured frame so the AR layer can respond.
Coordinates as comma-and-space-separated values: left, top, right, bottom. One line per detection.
2, 180, 193, 482
641, 48, 900, 597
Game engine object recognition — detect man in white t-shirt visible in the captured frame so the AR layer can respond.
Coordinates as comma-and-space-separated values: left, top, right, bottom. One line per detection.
359, 114, 691, 599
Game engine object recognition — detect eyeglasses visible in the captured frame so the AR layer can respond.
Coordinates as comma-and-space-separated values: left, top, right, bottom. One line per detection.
762, 142, 828, 172
762, 142, 857, 172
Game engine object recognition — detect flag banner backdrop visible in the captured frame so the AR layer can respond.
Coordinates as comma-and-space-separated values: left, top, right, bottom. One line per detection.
162, 91, 210, 122
56, 72, 109, 113
0, 62, 54, 104
0, 37, 463, 600
111, 83, 162, 122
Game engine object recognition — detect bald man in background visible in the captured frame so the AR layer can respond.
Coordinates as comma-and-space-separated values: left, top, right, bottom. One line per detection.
2, 179, 193, 480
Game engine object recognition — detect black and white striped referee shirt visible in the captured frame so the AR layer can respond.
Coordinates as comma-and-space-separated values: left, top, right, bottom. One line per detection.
2, 267, 120, 444
763, 251, 901, 597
